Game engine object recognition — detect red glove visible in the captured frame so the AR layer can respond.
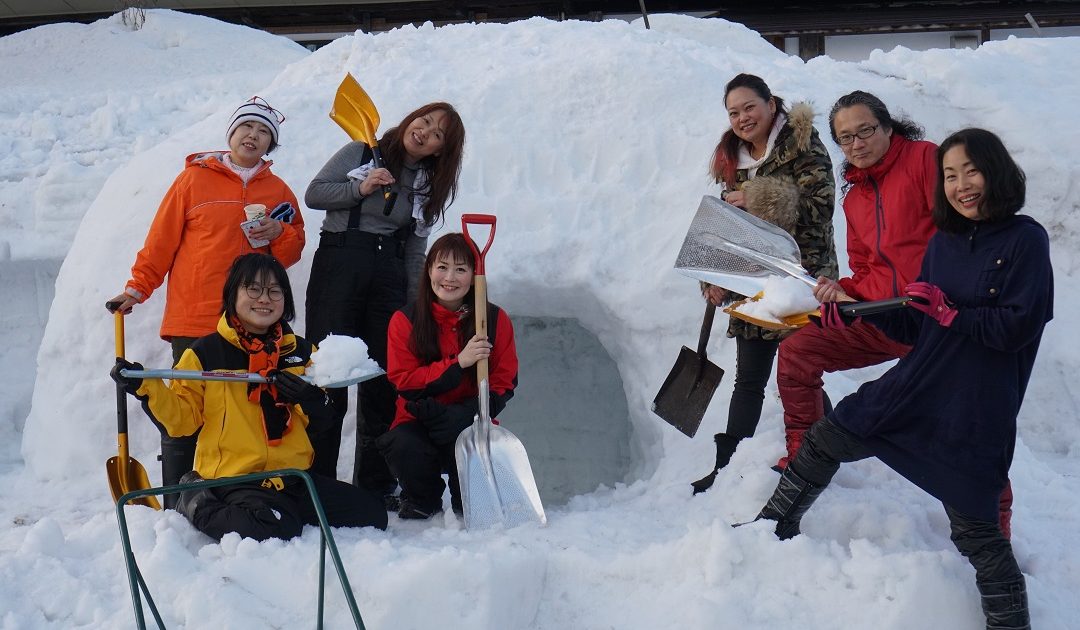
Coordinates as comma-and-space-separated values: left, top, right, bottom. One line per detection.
809, 302, 856, 329
906, 282, 958, 327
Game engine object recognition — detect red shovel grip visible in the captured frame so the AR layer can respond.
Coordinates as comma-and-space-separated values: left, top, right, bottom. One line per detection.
461, 214, 496, 274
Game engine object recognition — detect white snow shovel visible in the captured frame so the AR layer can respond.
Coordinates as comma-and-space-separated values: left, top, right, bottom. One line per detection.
674, 194, 817, 296
676, 195, 913, 329
120, 366, 384, 389
455, 214, 547, 530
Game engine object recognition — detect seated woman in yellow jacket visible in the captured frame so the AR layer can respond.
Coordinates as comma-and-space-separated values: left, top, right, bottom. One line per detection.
107, 97, 306, 507
111, 253, 387, 541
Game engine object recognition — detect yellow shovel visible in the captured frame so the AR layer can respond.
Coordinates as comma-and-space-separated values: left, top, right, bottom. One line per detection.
105, 307, 161, 509
329, 73, 395, 211
725, 294, 914, 330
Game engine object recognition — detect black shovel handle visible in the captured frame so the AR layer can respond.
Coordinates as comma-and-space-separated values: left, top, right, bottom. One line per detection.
839, 296, 913, 317
370, 144, 394, 208
697, 303, 717, 360
113, 310, 129, 436
382, 191, 399, 216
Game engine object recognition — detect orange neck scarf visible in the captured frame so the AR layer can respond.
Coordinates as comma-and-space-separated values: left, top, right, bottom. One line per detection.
229, 315, 291, 445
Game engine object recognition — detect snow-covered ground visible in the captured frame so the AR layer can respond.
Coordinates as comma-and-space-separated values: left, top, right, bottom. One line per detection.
3, 10, 1079, 629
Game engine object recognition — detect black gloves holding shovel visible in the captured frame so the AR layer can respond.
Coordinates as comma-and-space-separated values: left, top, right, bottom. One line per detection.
406, 389, 515, 445
270, 370, 333, 430
406, 398, 478, 445
110, 358, 144, 395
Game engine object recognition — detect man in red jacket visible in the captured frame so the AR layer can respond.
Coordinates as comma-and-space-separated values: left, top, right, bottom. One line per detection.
775, 92, 936, 463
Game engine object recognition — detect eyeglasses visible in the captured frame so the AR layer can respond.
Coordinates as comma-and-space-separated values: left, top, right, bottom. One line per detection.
243, 284, 284, 301
247, 96, 285, 124
837, 125, 880, 146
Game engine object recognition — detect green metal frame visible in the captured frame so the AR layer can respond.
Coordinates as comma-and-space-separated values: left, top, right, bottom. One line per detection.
115, 468, 366, 629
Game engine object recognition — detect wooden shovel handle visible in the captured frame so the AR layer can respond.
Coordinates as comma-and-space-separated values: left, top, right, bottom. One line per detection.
462, 214, 497, 383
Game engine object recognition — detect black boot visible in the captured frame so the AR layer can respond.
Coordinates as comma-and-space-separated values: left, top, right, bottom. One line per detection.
175, 471, 213, 521
979, 580, 1030, 630
756, 464, 825, 540
691, 434, 741, 495
160, 434, 198, 510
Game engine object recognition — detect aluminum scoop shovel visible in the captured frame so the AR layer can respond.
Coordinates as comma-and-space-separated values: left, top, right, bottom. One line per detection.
675, 195, 816, 297
454, 213, 546, 530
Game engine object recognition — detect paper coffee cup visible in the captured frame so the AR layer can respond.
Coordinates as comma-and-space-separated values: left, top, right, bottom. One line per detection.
244, 204, 267, 221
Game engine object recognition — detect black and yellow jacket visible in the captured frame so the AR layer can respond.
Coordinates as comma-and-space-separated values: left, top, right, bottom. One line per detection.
134, 315, 321, 479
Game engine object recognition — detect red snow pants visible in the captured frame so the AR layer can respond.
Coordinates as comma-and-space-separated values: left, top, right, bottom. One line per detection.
776, 318, 911, 470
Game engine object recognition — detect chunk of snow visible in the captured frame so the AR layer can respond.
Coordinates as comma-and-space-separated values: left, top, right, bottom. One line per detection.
731, 276, 818, 322
306, 335, 380, 386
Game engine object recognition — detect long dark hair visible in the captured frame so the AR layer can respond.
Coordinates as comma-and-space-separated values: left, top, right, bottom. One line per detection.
221, 253, 296, 322
710, 73, 788, 187
381, 102, 466, 225
828, 90, 924, 144
409, 233, 477, 364
932, 128, 1026, 233
829, 90, 924, 184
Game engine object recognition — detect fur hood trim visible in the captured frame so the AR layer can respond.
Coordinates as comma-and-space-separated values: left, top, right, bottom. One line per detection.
741, 176, 800, 233
787, 102, 816, 153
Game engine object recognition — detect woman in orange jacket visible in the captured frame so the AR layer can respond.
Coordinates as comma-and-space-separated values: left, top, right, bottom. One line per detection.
107, 97, 306, 507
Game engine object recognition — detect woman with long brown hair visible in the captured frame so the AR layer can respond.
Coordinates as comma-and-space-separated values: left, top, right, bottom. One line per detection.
303, 103, 466, 506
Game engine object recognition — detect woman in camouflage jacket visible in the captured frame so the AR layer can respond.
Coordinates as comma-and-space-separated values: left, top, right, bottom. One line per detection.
692, 73, 838, 494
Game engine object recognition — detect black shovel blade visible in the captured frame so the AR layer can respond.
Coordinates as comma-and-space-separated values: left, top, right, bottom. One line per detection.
651, 346, 725, 438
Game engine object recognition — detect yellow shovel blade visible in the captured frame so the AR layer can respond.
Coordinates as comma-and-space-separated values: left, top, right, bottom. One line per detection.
107, 434, 161, 510
723, 291, 815, 331
329, 73, 381, 143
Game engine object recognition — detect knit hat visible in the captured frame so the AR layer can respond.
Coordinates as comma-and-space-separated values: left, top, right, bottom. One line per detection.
226, 97, 283, 150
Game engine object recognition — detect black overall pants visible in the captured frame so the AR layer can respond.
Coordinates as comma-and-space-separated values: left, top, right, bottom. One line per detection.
304, 229, 408, 496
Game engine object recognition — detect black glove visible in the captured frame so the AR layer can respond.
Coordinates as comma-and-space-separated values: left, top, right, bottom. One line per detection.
110, 358, 144, 395
414, 400, 478, 446
405, 397, 445, 420
271, 370, 326, 405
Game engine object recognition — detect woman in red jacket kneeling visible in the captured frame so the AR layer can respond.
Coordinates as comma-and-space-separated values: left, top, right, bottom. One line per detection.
380, 233, 519, 520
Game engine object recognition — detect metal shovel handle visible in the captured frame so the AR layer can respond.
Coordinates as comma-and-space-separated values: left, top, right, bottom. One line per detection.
838, 296, 914, 316
120, 368, 383, 389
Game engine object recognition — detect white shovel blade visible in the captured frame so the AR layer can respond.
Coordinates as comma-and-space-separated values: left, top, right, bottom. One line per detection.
455, 418, 504, 530
488, 424, 547, 527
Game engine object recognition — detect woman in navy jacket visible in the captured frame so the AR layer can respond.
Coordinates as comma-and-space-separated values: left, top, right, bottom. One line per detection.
378, 233, 519, 519
747, 128, 1051, 629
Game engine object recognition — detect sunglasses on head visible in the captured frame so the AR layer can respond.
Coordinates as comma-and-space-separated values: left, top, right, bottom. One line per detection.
246, 96, 286, 124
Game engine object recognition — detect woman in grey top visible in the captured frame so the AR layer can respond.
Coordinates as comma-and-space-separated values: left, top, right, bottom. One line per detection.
304, 102, 465, 505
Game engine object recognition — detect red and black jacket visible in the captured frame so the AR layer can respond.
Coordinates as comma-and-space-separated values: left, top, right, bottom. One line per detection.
386, 300, 518, 430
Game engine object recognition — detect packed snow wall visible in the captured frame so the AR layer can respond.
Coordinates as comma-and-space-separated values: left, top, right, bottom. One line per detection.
20, 13, 1080, 510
